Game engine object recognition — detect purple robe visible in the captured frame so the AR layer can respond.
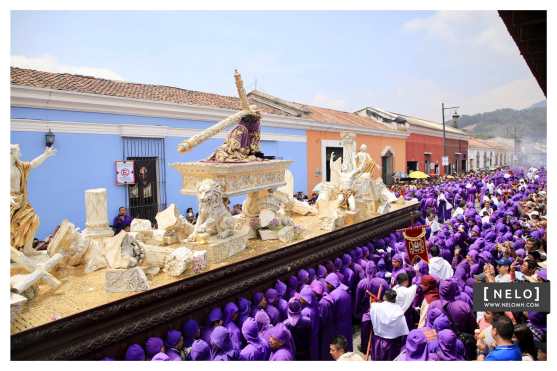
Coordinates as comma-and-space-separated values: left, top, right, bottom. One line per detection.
202, 307, 223, 344
268, 324, 295, 361
113, 214, 132, 234
299, 285, 320, 360
166, 348, 182, 361
317, 293, 335, 360
125, 344, 146, 361
283, 297, 312, 360
190, 339, 211, 361
326, 273, 353, 352
181, 319, 200, 348
372, 335, 405, 361
397, 328, 430, 360
209, 326, 239, 361
239, 317, 269, 361
431, 329, 463, 361
223, 302, 243, 351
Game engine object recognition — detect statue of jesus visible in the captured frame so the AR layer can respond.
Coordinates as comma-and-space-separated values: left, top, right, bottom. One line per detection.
353, 144, 377, 179
11, 144, 56, 255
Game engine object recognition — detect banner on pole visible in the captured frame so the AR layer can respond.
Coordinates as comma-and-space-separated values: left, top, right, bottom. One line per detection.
402, 225, 429, 264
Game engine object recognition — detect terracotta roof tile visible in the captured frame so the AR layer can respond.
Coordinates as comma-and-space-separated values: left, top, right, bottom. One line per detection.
10, 67, 286, 115
11, 67, 401, 133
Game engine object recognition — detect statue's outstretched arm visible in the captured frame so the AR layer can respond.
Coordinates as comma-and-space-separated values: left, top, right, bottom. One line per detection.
30, 147, 56, 169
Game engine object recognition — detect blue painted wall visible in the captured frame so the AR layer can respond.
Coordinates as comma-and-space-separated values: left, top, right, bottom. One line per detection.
11, 107, 307, 239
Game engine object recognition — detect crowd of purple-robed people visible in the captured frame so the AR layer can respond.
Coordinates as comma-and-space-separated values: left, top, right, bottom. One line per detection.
115, 167, 547, 361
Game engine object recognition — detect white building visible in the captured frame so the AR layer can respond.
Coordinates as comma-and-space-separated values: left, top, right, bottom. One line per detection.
467, 137, 514, 171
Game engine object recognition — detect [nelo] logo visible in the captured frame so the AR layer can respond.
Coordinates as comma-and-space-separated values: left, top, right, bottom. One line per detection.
473, 282, 550, 312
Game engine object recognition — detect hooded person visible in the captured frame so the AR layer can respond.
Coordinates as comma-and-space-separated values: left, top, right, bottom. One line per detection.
254, 309, 273, 342
527, 311, 547, 348
283, 296, 312, 360
286, 275, 299, 300
394, 328, 431, 361
272, 282, 289, 320
165, 329, 185, 361
325, 272, 353, 352
202, 307, 224, 344
237, 297, 252, 327
223, 302, 243, 351
298, 285, 320, 360
356, 275, 389, 354
189, 339, 211, 361
297, 269, 310, 289
239, 317, 270, 361
125, 344, 146, 361
182, 319, 200, 349
431, 329, 464, 361
417, 275, 439, 328
340, 253, 356, 293
317, 289, 336, 360
209, 326, 239, 361
370, 289, 409, 360
151, 352, 170, 361
268, 323, 295, 361
145, 337, 165, 360
251, 292, 267, 316
264, 288, 283, 324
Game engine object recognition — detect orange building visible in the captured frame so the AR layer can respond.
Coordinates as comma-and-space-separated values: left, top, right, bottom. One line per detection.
248, 90, 408, 195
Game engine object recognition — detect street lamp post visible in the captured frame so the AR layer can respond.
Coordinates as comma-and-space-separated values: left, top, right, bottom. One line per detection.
441, 103, 460, 176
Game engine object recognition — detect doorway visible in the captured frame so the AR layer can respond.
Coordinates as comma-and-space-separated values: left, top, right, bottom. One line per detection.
325, 146, 344, 182
407, 161, 418, 173
382, 150, 394, 185
122, 137, 167, 225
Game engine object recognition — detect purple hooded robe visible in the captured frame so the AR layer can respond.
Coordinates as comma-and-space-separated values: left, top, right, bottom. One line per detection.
325, 273, 353, 352
239, 317, 270, 360
209, 326, 239, 361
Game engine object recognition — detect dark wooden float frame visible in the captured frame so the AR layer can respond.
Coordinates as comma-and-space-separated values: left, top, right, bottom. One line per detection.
11, 202, 420, 360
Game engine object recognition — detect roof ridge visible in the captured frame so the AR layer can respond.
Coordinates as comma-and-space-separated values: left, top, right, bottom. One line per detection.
10, 66, 241, 101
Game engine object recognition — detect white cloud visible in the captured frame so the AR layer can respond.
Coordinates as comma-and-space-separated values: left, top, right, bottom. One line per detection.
403, 11, 517, 56
311, 93, 349, 111
461, 78, 545, 114
11, 54, 124, 80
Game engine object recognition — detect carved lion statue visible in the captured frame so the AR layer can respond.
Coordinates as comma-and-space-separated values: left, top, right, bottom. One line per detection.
187, 179, 236, 242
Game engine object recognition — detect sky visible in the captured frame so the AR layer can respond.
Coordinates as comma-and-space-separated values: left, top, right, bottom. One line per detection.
11, 10, 545, 121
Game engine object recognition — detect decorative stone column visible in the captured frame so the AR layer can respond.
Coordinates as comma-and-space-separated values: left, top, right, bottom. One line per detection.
82, 188, 114, 238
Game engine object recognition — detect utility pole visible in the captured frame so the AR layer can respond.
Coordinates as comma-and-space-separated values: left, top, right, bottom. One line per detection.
441, 103, 460, 176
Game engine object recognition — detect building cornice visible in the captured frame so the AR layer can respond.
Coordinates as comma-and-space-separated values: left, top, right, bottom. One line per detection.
10, 118, 307, 142
11, 85, 409, 139
408, 125, 468, 141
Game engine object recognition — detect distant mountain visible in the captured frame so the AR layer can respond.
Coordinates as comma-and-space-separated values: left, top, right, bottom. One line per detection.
458, 103, 546, 141
529, 100, 546, 109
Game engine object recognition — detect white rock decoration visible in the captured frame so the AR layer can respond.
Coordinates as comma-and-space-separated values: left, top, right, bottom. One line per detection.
130, 218, 152, 232
130, 218, 153, 240
104, 231, 141, 269
278, 225, 296, 243
259, 209, 276, 228
140, 243, 174, 268
259, 229, 278, 240
82, 188, 114, 239
105, 267, 150, 293
163, 247, 193, 277
156, 204, 180, 231
83, 239, 107, 273
192, 250, 208, 273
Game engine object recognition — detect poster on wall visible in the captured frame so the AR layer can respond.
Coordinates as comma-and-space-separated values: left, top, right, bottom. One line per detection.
115, 160, 135, 185
442, 156, 449, 166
